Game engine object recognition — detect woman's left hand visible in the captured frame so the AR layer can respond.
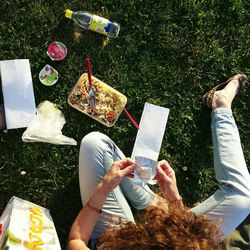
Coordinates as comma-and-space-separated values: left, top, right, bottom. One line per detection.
155, 160, 182, 203
104, 158, 135, 190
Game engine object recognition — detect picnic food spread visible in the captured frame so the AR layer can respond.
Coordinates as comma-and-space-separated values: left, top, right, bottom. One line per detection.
0, 8, 141, 249
68, 73, 127, 127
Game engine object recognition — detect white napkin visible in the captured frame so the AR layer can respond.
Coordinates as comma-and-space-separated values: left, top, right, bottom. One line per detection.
131, 102, 169, 161
0, 59, 36, 129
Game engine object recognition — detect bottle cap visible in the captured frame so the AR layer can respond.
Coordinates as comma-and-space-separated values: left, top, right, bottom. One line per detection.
65, 9, 73, 19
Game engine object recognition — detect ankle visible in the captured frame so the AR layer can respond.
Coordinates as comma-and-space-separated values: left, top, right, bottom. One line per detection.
212, 92, 231, 110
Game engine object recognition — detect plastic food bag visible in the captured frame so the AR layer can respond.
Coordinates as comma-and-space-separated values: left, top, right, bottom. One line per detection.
134, 156, 158, 186
22, 101, 77, 145
0, 196, 61, 249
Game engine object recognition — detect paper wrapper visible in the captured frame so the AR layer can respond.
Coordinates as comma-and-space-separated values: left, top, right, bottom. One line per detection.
131, 103, 169, 161
131, 103, 169, 186
0, 59, 36, 130
0, 196, 61, 250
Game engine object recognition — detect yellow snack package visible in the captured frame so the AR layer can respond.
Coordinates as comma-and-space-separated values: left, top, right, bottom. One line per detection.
0, 196, 61, 250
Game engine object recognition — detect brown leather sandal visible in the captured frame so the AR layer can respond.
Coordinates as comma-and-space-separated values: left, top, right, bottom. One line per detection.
202, 74, 248, 109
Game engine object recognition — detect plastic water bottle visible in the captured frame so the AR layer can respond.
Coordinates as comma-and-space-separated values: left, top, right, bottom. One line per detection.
65, 9, 120, 38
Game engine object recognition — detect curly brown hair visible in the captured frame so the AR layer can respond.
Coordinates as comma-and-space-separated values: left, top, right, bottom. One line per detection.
97, 204, 223, 250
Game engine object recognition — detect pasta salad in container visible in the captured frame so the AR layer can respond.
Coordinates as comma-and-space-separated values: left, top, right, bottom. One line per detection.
68, 73, 127, 127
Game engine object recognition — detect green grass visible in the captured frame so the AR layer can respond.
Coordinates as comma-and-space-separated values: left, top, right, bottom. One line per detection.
1, 0, 250, 248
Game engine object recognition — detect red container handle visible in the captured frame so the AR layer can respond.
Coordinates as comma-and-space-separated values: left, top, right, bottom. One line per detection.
85, 57, 92, 87
123, 108, 140, 129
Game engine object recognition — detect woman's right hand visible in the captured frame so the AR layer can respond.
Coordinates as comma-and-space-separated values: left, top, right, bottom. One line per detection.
103, 158, 135, 190
155, 160, 182, 203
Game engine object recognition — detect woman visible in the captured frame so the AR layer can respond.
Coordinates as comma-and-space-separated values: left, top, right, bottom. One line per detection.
68, 74, 250, 250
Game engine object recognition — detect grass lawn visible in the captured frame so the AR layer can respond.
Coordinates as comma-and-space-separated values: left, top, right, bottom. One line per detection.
0, 0, 250, 248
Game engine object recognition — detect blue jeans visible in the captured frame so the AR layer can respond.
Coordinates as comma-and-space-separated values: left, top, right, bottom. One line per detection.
191, 108, 250, 238
78, 132, 155, 244
78, 108, 250, 244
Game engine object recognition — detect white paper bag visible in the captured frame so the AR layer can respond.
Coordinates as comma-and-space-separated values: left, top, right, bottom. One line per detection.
131, 102, 169, 161
0, 196, 61, 250
0, 59, 36, 129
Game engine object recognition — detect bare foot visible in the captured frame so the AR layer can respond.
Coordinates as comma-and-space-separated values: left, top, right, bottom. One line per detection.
212, 74, 246, 110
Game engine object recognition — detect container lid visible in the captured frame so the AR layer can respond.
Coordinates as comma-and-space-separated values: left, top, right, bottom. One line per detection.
65, 9, 73, 19
39, 64, 59, 86
47, 41, 67, 61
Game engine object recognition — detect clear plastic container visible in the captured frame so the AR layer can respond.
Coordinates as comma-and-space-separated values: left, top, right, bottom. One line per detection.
47, 41, 67, 61
68, 73, 127, 127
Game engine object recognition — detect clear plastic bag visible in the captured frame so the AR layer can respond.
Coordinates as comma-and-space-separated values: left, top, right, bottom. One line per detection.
22, 101, 77, 145
134, 156, 158, 186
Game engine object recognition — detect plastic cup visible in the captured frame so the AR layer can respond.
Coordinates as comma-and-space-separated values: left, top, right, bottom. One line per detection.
39, 64, 59, 86
47, 41, 67, 61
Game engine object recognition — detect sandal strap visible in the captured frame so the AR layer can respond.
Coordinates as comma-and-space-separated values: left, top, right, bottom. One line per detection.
238, 75, 249, 91
203, 81, 228, 109
203, 74, 248, 109
202, 90, 214, 109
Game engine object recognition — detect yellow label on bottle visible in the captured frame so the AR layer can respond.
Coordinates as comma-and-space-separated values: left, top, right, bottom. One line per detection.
89, 15, 111, 36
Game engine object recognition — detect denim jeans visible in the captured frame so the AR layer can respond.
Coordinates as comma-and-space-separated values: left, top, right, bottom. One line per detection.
191, 108, 250, 238
78, 132, 155, 244
78, 108, 250, 244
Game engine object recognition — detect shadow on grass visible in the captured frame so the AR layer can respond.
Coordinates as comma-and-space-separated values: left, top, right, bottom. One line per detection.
48, 170, 82, 249
178, 104, 217, 206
